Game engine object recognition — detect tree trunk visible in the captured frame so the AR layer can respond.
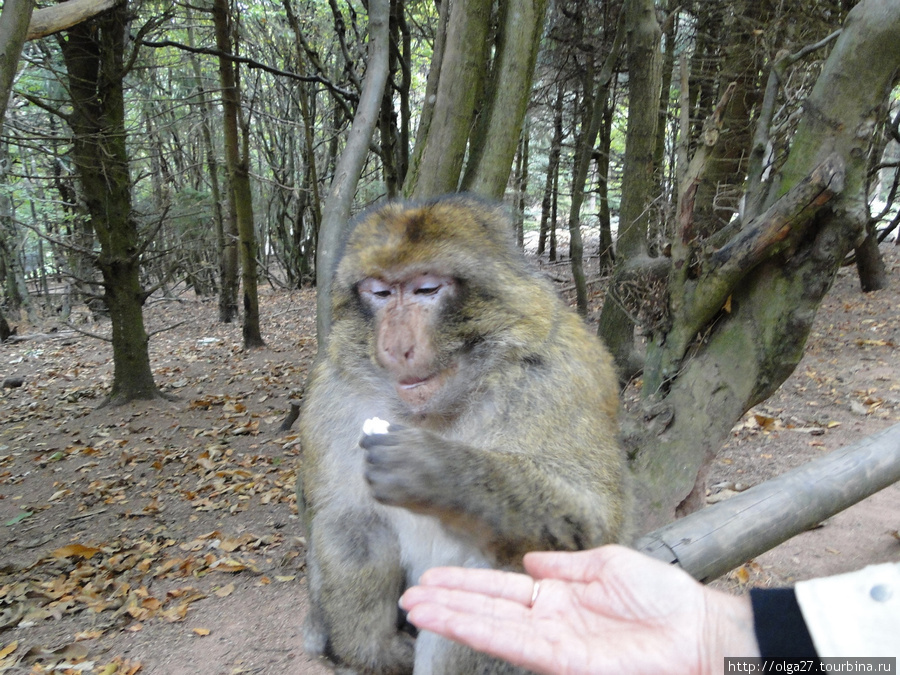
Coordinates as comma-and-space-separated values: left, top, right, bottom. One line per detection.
538, 84, 564, 257
566, 11, 625, 316
0, 307, 10, 341
59, 4, 161, 404
596, 100, 615, 267
26, 0, 115, 40
315, 0, 390, 345
281, 0, 322, 287
403, 0, 491, 199
461, 0, 549, 199
0, 0, 32, 124
512, 124, 529, 249
597, 0, 661, 378
0, 144, 33, 318
855, 222, 889, 292
0, 0, 36, 321
212, 0, 264, 348
691, 0, 771, 240
630, 0, 900, 530
186, 8, 224, 298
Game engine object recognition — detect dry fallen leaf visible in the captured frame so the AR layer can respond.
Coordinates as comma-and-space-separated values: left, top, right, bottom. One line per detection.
50, 543, 102, 560
0, 640, 18, 660
214, 582, 235, 598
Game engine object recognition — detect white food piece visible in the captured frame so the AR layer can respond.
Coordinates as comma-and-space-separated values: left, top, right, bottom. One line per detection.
363, 417, 391, 435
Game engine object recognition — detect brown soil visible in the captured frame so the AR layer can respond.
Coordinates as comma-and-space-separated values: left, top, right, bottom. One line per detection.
1, 244, 898, 674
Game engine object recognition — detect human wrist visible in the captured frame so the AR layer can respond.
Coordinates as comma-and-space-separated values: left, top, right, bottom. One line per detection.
706, 593, 760, 673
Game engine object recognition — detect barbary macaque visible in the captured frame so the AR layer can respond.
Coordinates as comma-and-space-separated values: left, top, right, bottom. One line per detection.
298, 194, 627, 674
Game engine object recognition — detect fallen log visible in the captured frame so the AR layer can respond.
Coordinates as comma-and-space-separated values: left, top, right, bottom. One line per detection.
635, 423, 900, 581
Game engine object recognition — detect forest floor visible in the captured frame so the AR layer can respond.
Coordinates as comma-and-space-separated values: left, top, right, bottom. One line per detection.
0, 242, 899, 674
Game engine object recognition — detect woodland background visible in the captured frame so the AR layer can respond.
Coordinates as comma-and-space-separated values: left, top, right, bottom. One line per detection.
0, 0, 899, 672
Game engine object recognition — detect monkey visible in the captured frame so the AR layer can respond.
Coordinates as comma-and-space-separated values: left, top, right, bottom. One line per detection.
298, 194, 627, 674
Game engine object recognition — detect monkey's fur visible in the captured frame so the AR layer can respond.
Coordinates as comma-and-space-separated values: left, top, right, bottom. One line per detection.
299, 195, 627, 674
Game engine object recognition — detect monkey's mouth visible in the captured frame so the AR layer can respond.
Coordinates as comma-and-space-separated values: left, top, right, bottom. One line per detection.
394, 366, 456, 408
398, 375, 434, 388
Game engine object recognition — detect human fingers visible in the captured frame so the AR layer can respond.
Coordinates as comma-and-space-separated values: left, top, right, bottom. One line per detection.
523, 545, 631, 583
402, 593, 560, 675
400, 584, 530, 624
413, 566, 537, 607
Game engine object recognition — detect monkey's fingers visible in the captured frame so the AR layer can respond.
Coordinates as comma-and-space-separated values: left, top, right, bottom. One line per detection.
413, 567, 536, 607
360, 432, 403, 449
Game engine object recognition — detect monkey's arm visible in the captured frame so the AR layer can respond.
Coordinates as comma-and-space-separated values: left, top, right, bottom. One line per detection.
299, 362, 416, 672
361, 426, 623, 565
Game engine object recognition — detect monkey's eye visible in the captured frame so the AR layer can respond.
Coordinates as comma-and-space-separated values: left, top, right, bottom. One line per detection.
359, 278, 393, 302
409, 273, 453, 299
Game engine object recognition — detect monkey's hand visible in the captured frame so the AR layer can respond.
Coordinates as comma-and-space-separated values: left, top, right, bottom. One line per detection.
360, 426, 450, 510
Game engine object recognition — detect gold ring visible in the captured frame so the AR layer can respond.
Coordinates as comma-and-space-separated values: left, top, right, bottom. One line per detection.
529, 580, 541, 608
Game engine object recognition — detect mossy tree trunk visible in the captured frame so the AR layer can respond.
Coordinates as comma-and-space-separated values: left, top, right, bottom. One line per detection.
597, 0, 661, 380
629, 0, 900, 530
59, 3, 161, 404
404, 0, 548, 201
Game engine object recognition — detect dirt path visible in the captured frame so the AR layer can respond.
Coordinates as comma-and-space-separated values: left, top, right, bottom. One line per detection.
1, 246, 898, 674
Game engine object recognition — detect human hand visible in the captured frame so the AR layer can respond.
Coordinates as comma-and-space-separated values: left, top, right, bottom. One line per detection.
400, 545, 760, 675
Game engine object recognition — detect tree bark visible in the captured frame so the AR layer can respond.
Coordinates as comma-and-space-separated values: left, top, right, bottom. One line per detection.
690, 0, 771, 239
538, 84, 564, 258
0, 144, 33, 319
0, 308, 10, 341
315, 0, 390, 345
596, 101, 615, 266
281, 0, 322, 286
0, 0, 33, 124
0, 0, 33, 322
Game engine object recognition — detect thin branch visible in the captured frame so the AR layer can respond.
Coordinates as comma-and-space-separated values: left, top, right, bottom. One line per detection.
14, 91, 70, 123
64, 322, 112, 342
140, 39, 358, 104
788, 29, 841, 64
146, 319, 189, 339
122, 14, 170, 79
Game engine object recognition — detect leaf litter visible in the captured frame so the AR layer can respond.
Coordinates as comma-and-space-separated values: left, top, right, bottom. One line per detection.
1, 287, 323, 673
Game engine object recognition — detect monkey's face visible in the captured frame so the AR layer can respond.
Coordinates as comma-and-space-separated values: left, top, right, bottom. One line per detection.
357, 272, 460, 410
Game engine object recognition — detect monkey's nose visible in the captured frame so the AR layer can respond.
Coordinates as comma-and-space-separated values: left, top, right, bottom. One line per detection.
380, 341, 415, 367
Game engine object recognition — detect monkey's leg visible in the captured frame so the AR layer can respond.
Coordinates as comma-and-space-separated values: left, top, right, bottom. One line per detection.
305, 511, 415, 675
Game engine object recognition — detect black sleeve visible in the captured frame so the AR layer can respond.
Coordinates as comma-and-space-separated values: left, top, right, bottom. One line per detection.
749, 588, 819, 658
